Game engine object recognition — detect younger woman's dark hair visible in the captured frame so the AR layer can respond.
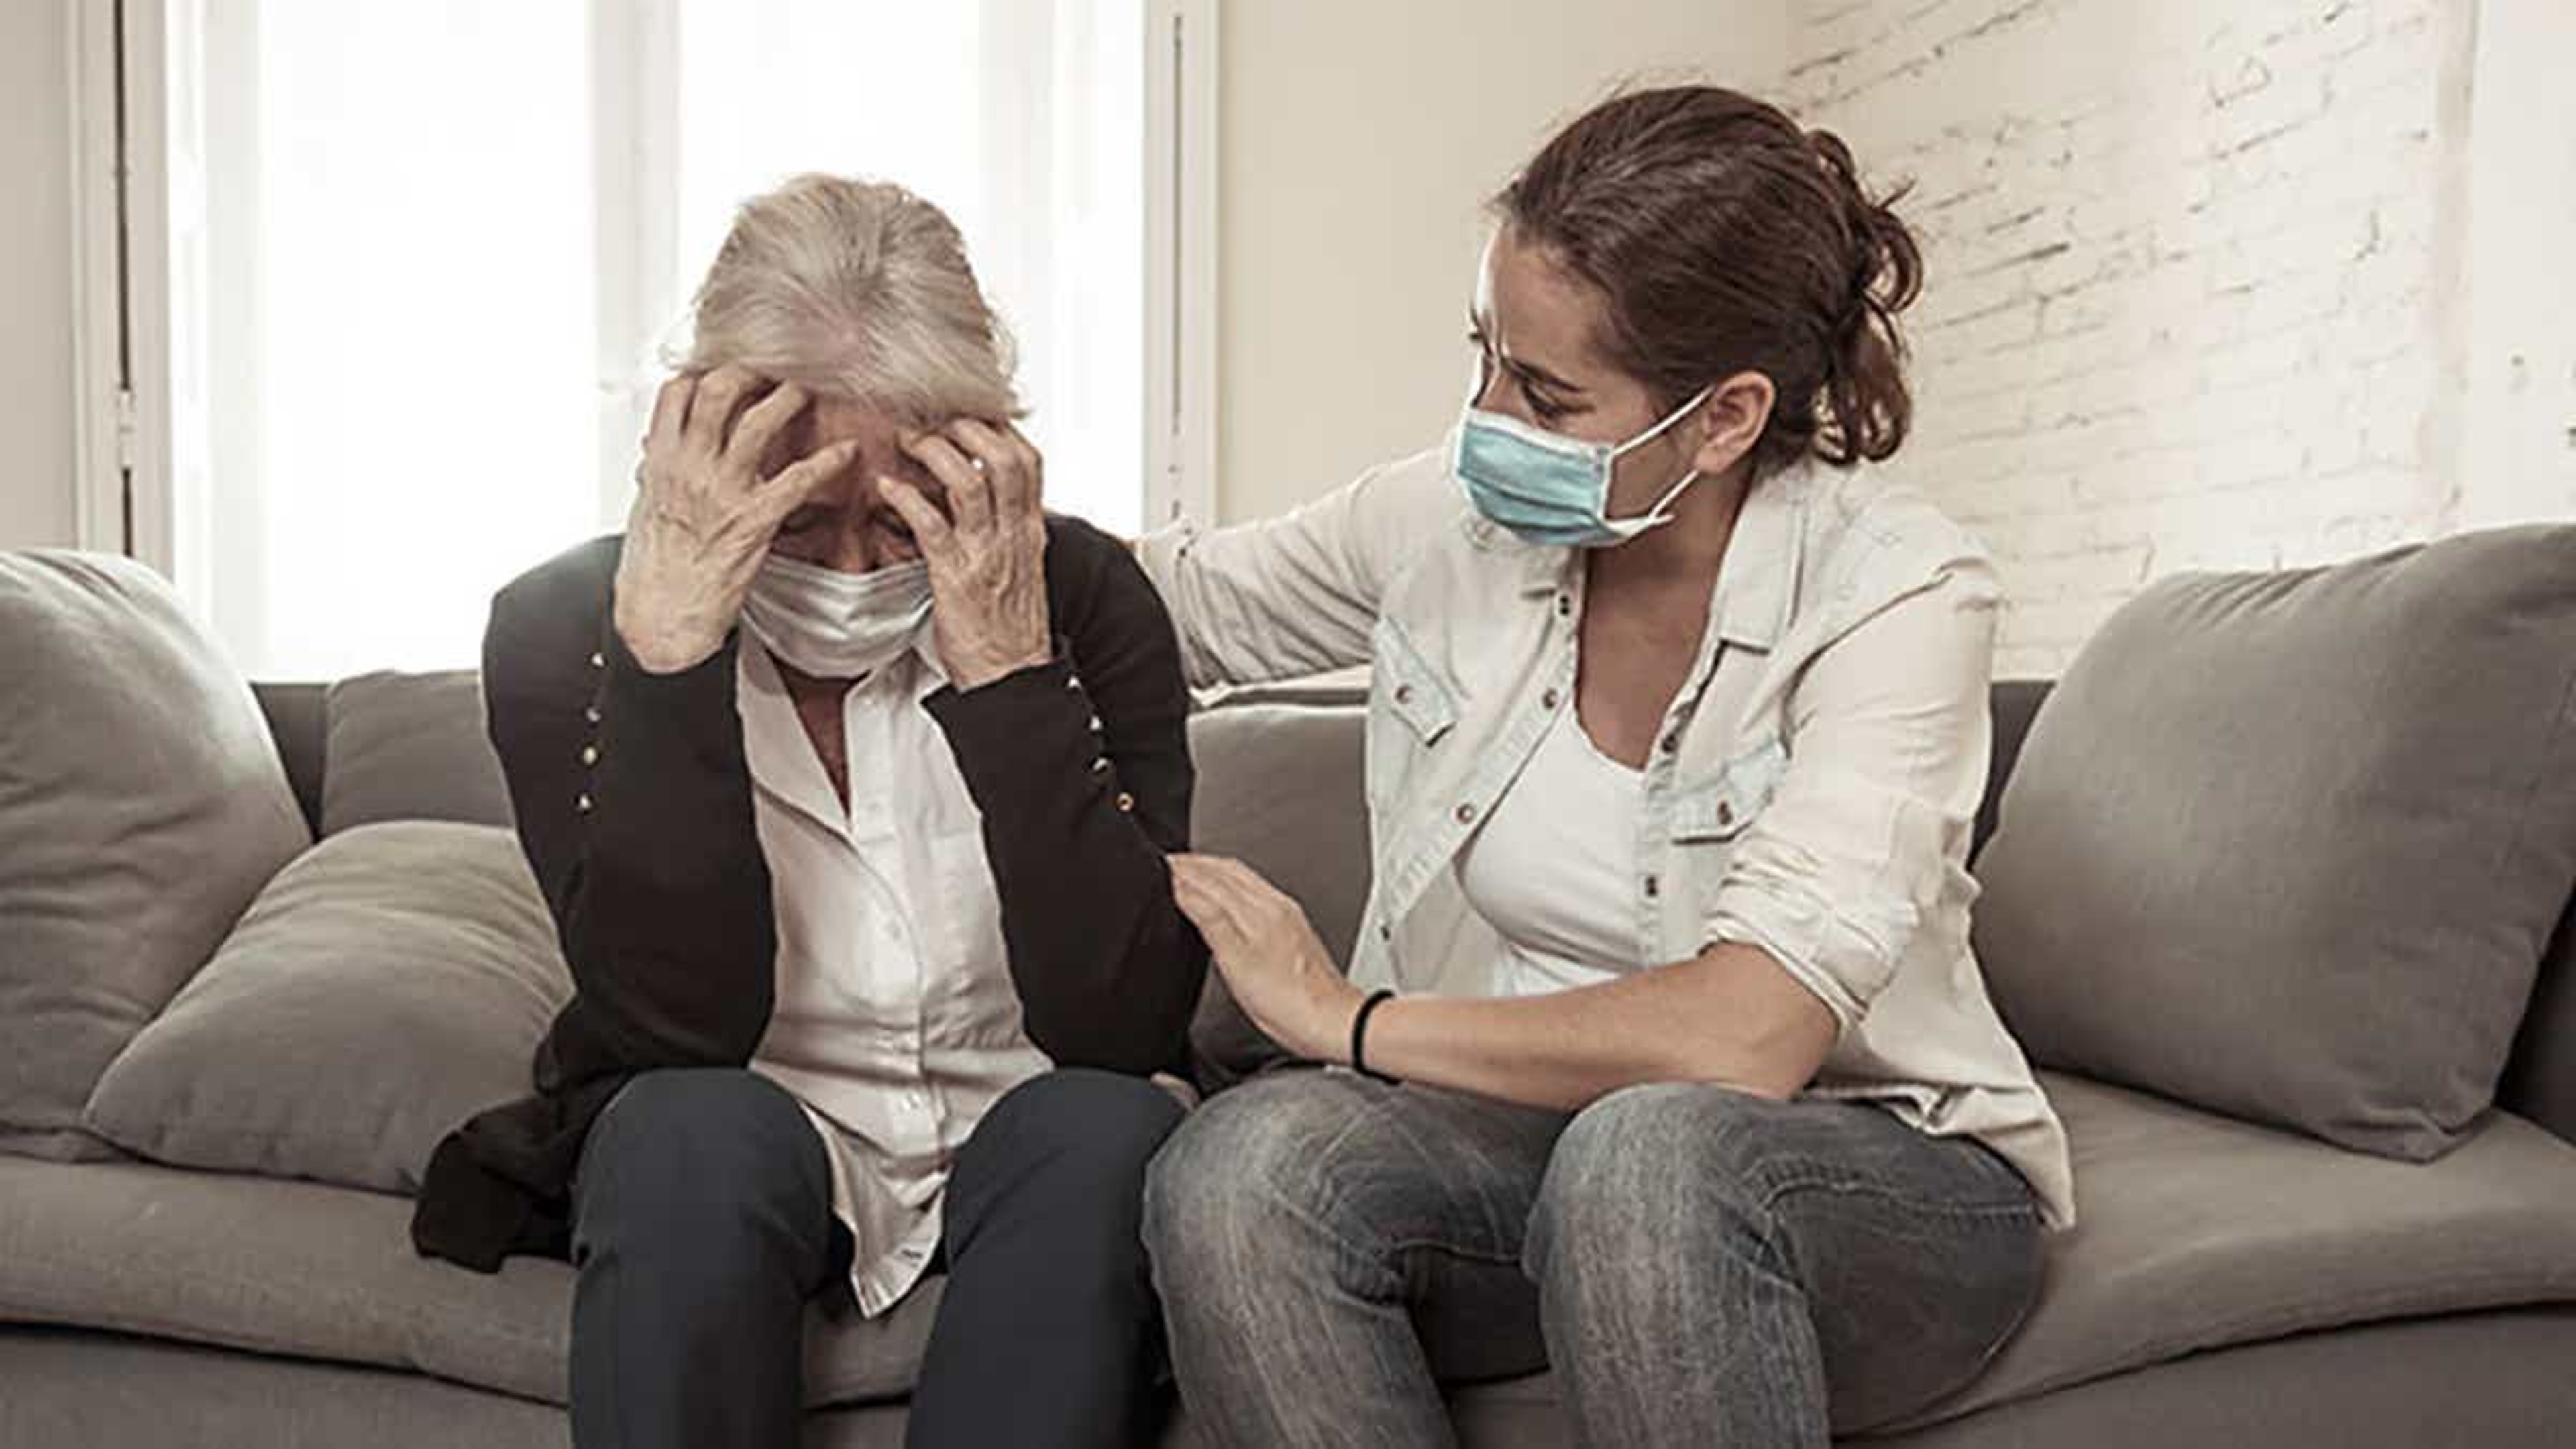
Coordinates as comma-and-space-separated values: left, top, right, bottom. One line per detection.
1493, 84, 1923, 473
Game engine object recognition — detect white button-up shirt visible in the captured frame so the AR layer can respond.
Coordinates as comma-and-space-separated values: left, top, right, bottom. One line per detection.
1138, 438, 2075, 1229
733, 633, 1051, 1317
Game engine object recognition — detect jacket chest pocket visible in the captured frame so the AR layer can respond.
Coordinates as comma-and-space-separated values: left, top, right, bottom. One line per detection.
1670, 734, 1788, 845
1366, 614, 1460, 811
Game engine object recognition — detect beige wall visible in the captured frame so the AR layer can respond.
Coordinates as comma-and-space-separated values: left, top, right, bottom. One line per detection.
1, 0, 80, 551
1215, 0, 1787, 523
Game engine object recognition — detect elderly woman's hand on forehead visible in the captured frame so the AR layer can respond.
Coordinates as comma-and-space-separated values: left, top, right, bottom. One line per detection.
880, 418, 1055, 690
612, 364, 855, 674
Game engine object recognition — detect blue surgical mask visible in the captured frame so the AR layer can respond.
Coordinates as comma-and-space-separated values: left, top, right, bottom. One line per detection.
1452, 383, 1716, 548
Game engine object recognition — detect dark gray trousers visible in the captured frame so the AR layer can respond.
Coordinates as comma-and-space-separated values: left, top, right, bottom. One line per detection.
567, 1065, 1185, 1449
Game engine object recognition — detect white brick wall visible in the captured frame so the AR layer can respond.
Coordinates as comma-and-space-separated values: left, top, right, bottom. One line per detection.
1774, 0, 2476, 677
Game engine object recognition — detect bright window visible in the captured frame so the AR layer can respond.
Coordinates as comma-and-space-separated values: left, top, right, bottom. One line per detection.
164, 0, 1150, 678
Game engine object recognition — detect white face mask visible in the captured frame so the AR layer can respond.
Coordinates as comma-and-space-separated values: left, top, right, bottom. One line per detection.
739, 553, 934, 679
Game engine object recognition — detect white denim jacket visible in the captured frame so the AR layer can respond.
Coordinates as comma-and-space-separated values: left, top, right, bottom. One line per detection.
1138, 440, 2074, 1228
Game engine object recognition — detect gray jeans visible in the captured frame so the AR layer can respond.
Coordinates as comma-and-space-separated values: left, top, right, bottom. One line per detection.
1142, 1066, 2045, 1448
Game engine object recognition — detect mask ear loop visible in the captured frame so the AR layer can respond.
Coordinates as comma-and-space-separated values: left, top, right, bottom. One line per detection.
1599, 384, 1717, 533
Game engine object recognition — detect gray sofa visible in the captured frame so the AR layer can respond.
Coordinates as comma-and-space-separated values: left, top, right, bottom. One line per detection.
6, 537, 2576, 1447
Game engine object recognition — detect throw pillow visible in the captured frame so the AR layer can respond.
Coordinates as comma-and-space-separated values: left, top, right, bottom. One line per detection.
1972, 524, 2576, 1159
83, 820, 569, 1194
0, 549, 309, 1160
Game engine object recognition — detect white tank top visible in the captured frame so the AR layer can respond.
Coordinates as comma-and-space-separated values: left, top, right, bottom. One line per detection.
1454, 702, 1649, 996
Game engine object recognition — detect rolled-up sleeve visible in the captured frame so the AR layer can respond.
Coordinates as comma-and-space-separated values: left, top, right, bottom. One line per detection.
1704, 555, 2001, 1036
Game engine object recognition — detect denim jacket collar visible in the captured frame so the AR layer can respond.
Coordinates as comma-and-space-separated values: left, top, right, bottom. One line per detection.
1714, 466, 1804, 653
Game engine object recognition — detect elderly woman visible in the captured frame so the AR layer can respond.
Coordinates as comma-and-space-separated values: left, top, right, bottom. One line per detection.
408, 175, 1203, 1449
1133, 86, 2072, 1447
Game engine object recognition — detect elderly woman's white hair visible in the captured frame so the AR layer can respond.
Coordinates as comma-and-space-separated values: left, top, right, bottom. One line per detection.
674, 173, 1023, 424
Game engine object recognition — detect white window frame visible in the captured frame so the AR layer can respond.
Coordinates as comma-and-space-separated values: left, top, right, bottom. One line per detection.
66, 0, 139, 565
74, 0, 1220, 596
1143, 0, 1219, 531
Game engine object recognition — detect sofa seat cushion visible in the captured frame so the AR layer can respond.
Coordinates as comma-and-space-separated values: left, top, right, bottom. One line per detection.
1893, 1072, 2576, 1430
0, 1155, 936, 1408
13, 1077, 2576, 1429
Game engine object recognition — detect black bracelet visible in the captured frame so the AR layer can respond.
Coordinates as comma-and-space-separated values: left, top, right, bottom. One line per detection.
1350, 988, 1400, 1083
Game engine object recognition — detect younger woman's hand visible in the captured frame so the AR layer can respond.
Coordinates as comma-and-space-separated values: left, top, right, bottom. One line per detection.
1169, 854, 1364, 1064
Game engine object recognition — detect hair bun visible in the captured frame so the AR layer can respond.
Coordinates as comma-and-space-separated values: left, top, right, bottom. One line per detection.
1497, 87, 1923, 472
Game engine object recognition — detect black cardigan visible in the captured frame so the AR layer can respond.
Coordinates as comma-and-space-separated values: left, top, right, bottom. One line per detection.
409, 515, 1205, 1272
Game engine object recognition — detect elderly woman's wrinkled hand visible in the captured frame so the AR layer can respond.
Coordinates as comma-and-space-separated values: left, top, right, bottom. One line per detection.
881, 419, 1055, 690
613, 365, 857, 674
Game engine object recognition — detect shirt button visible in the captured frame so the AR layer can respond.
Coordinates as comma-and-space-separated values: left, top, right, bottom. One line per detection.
1454, 802, 1478, 825
575, 792, 593, 813
1116, 790, 1136, 812
1643, 874, 1661, 899
1091, 757, 1112, 775
1065, 673, 1083, 692
1717, 801, 1735, 826
584, 704, 601, 725
580, 744, 598, 766
588, 650, 604, 669
1660, 731, 1680, 755
1393, 683, 1415, 705
1541, 688, 1561, 711
1556, 594, 1573, 618
1378, 921, 1393, 941
1087, 714, 1103, 733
